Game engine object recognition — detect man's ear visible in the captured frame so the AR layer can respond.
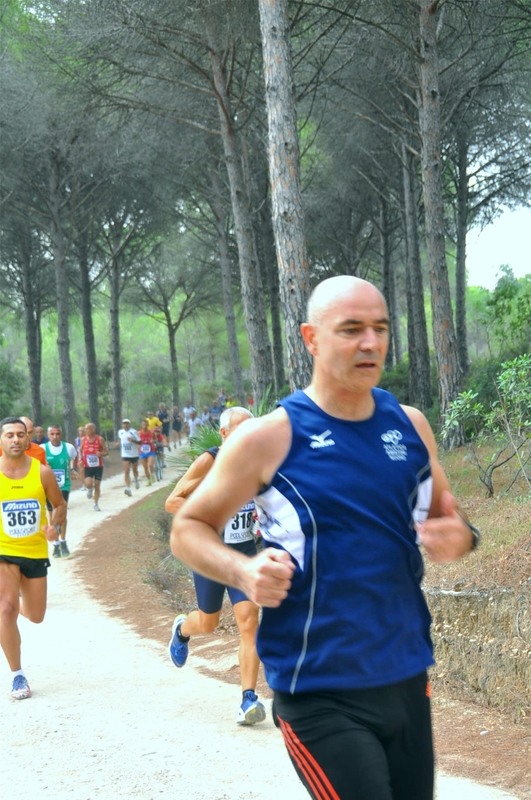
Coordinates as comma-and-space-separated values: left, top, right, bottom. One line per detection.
300, 322, 318, 356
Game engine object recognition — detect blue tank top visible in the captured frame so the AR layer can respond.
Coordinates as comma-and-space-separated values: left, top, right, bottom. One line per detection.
255, 388, 434, 693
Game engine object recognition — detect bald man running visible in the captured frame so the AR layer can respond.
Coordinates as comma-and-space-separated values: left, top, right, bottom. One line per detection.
171, 276, 478, 800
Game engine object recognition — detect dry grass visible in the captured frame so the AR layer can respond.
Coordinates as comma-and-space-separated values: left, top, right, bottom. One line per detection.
424, 446, 531, 721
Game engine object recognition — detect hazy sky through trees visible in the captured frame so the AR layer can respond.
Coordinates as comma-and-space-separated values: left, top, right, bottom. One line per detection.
467, 207, 531, 289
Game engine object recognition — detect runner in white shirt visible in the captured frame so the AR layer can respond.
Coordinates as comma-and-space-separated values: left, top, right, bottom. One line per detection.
115, 419, 141, 497
187, 410, 203, 440
182, 401, 195, 436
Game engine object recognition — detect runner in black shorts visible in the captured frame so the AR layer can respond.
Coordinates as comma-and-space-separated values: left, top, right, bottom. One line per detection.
116, 419, 141, 497
80, 423, 108, 512
272, 673, 434, 800
171, 406, 182, 448
157, 403, 171, 451
170, 277, 478, 799
166, 407, 266, 726
0, 555, 50, 579
0, 417, 67, 700
43, 425, 78, 558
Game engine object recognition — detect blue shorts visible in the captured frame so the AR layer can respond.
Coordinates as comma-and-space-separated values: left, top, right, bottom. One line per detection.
193, 538, 257, 614
139, 452, 154, 460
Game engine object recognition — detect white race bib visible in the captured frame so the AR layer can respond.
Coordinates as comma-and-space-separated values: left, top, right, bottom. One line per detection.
2, 500, 41, 539
141, 444, 151, 454
122, 442, 133, 453
224, 502, 255, 544
86, 454, 99, 467
53, 469, 66, 488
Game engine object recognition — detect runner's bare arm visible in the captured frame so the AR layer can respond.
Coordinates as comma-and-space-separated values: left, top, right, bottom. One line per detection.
171, 410, 295, 607
98, 436, 109, 457
164, 452, 214, 513
40, 465, 67, 538
403, 405, 474, 562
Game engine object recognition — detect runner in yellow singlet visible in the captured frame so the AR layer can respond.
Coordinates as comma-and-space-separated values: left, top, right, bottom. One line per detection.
0, 417, 66, 700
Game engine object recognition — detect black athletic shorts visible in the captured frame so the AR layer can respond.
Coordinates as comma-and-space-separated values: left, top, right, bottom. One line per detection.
172, 420, 182, 432
161, 422, 170, 436
122, 456, 139, 464
0, 555, 51, 578
46, 489, 70, 512
85, 466, 103, 480
272, 671, 434, 800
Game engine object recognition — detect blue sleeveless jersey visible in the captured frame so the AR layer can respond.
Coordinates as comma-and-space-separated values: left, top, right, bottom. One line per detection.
255, 388, 434, 693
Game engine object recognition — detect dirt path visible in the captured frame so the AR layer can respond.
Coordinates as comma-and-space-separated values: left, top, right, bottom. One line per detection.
0, 467, 525, 800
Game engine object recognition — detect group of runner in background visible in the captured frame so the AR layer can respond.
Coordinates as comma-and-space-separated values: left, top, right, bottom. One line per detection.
0, 388, 246, 703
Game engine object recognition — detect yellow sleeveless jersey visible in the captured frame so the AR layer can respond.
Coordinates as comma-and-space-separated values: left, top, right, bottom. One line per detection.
0, 457, 48, 559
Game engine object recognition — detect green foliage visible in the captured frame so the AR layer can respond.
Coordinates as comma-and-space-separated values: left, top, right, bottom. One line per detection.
0, 358, 24, 417
441, 390, 484, 443
491, 354, 531, 435
442, 355, 531, 496
483, 267, 531, 355
379, 361, 410, 404
135, 365, 173, 416
252, 384, 276, 417
466, 356, 509, 408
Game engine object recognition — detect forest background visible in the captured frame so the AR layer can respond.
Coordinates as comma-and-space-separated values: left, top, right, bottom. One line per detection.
2, 0, 531, 444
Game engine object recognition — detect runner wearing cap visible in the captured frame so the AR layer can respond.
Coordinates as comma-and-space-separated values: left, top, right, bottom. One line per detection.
116, 419, 141, 497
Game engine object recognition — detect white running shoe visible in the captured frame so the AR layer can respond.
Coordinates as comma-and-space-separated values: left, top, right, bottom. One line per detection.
87, 487, 93, 499
11, 675, 31, 700
134, 479, 140, 490
94, 503, 101, 511
124, 488, 132, 497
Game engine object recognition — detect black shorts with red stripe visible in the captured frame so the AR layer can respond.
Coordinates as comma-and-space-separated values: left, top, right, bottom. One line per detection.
272, 671, 433, 800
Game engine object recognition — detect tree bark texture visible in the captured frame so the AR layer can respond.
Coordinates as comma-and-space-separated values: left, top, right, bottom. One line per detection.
76, 227, 100, 428
402, 143, 432, 410
49, 158, 77, 444
163, 307, 180, 407
455, 134, 469, 378
206, 22, 274, 405
258, 0, 312, 391
210, 165, 245, 405
379, 198, 395, 370
19, 232, 43, 424
259, 196, 286, 394
109, 227, 123, 436
418, 1, 462, 434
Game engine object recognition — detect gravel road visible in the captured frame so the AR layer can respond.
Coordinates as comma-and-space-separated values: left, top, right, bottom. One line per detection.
0, 468, 522, 800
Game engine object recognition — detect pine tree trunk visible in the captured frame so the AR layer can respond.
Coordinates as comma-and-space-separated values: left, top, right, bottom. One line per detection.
259, 198, 286, 395
402, 143, 432, 410
380, 198, 395, 370
165, 312, 180, 407
109, 229, 123, 436
77, 228, 100, 428
258, 0, 312, 391
418, 0, 462, 437
210, 165, 245, 405
49, 159, 77, 443
19, 232, 43, 424
455, 135, 469, 378
205, 21, 273, 405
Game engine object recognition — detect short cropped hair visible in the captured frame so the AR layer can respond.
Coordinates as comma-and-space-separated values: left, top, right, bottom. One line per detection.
219, 406, 252, 430
0, 417, 27, 434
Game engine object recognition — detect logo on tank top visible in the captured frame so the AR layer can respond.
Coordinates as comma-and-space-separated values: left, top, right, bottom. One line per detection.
309, 429, 335, 449
381, 429, 407, 461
